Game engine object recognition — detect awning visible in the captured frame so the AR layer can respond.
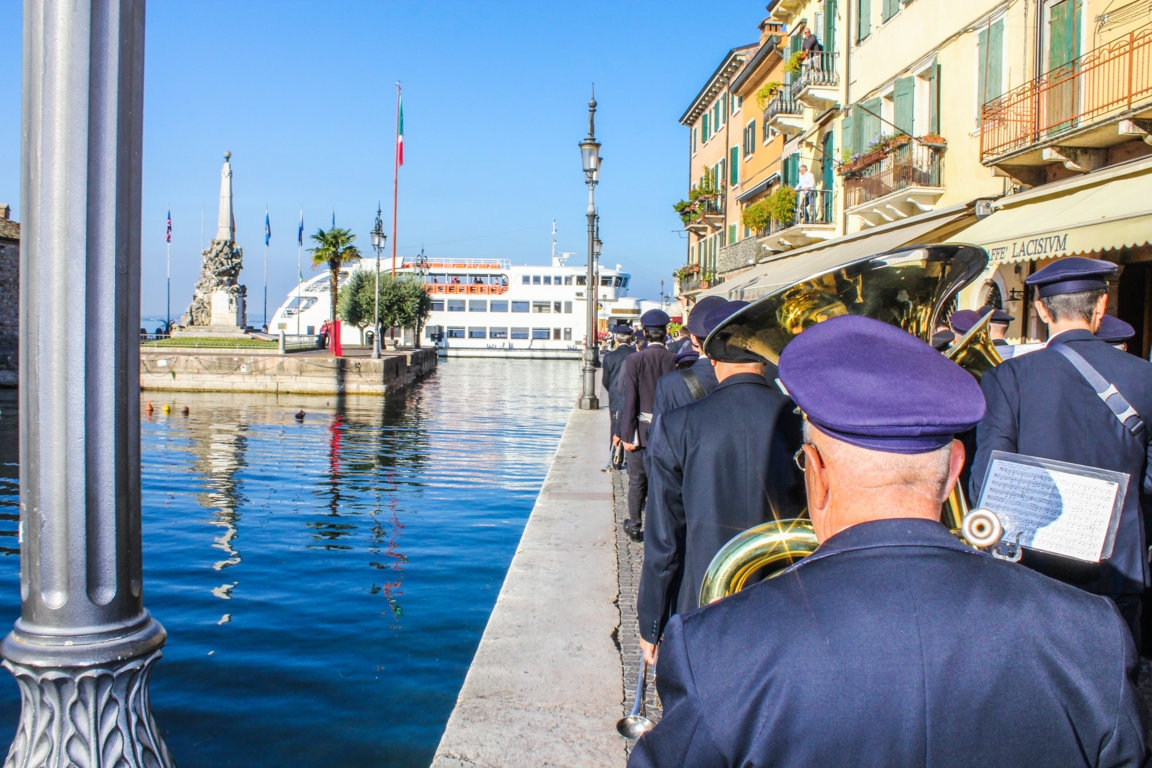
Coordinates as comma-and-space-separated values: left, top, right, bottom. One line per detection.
951, 156, 1152, 264
736, 173, 780, 203
707, 202, 977, 301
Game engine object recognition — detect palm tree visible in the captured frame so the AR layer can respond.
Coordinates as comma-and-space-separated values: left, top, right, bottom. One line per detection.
309, 227, 361, 328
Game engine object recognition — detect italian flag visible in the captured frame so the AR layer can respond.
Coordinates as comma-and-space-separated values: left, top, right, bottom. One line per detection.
396, 97, 404, 167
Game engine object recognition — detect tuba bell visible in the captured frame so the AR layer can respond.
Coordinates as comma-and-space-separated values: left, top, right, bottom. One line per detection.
698, 244, 1003, 607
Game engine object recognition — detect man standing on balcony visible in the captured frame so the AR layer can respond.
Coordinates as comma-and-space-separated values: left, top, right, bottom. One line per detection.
801, 28, 823, 72
797, 165, 817, 224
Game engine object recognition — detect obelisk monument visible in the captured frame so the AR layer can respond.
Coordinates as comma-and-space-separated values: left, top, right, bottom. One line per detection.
178, 152, 248, 333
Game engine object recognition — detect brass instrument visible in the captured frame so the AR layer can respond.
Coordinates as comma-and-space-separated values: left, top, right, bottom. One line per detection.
698, 244, 1004, 607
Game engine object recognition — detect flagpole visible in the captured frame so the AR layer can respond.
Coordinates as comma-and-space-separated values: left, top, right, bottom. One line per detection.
297, 205, 303, 337
391, 81, 401, 342
263, 206, 269, 331
165, 206, 171, 335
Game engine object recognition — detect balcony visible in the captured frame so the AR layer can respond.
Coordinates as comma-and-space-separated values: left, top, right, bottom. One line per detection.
765, 91, 804, 133
980, 24, 1152, 176
793, 52, 840, 111
767, 0, 806, 24
845, 143, 945, 225
681, 194, 726, 235
759, 189, 836, 250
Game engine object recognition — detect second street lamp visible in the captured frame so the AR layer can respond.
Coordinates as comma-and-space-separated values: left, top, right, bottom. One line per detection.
578, 89, 601, 410
371, 206, 386, 359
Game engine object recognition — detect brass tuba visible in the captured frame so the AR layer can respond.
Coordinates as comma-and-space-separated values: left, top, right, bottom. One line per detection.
698, 244, 1002, 607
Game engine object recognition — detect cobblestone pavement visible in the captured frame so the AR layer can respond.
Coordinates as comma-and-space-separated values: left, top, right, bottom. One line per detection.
611, 462, 661, 758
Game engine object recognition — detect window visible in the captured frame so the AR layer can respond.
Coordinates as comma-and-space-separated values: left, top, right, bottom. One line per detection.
431, 300, 445, 312
490, 300, 509, 312
554, 301, 562, 312
692, 127, 698, 155
563, 328, 572, 341
563, 301, 573, 313
857, 0, 871, 41
743, 120, 757, 157
511, 327, 529, 339
447, 327, 465, 339
532, 301, 551, 313
730, 146, 739, 185
553, 329, 561, 340
882, 0, 899, 22
469, 300, 487, 312
511, 301, 529, 313
893, 76, 915, 134
532, 275, 541, 285
564, 276, 573, 285
977, 18, 1005, 123
522, 275, 531, 284
543, 275, 552, 285
702, 112, 710, 141
468, 327, 486, 339
576, 275, 587, 286
532, 328, 550, 340
490, 327, 508, 339
729, 224, 737, 244
447, 299, 465, 312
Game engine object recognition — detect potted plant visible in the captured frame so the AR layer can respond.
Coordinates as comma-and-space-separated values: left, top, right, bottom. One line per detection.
918, 134, 947, 149
741, 198, 773, 234
784, 50, 806, 77
767, 186, 798, 228
756, 81, 784, 110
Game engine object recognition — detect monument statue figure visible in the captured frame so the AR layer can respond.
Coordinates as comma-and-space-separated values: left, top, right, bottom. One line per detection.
180, 151, 247, 330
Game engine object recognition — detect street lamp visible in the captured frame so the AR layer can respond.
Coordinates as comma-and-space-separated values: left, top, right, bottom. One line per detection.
371, 205, 387, 359
578, 88, 601, 410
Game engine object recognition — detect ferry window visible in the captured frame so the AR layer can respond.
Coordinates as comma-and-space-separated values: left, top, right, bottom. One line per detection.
532, 328, 550, 340
447, 299, 466, 312
615, 277, 624, 287
490, 300, 509, 312
533, 275, 541, 285
511, 301, 529, 313
600, 276, 611, 286
468, 327, 486, 339
576, 276, 587, 286
563, 328, 572, 341
543, 276, 552, 285
511, 327, 530, 339
532, 301, 551, 314
522, 275, 531, 285
564, 301, 573, 314
447, 327, 465, 339
490, 327, 508, 339
565, 276, 573, 285
622, 277, 629, 289
469, 300, 487, 312
553, 329, 561, 340
431, 300, 445, 311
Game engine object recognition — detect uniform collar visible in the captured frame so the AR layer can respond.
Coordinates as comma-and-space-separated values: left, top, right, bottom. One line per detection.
714, 372, 769, 391
805, 518, 971, 563
1044, 328, 1098, 346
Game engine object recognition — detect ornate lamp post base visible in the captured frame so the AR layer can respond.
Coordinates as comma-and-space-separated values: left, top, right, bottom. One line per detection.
1, 618, 173, 768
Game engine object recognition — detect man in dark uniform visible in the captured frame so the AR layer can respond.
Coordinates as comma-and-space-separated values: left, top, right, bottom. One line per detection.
600, 324, 635, 464
980, 306, 1015, 359
971, 257, 1152, 645
1098, 314, 1136, 351
630, 315, 1148, 768
651, 296, 728, 417
637, 300, 803, 667
617, 309, 676, 541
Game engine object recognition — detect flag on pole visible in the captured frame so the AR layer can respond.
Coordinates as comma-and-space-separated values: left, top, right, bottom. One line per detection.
396, 96, 404, 167
265, 211, 271, 246
297, 207, 304, 246
331, 209, 336, 228
166, 209, 172, 243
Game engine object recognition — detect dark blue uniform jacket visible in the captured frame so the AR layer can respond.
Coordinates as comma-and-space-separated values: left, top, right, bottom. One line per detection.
971, 330, 1152, 595
601, 344, 635, 413
629, 518, 1149, 768
618, 344, 675, 446
638, 373, 803, 643
651, 356, 719, 417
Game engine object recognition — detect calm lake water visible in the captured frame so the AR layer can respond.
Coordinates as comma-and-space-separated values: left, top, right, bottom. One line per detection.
0, 357, 580, 766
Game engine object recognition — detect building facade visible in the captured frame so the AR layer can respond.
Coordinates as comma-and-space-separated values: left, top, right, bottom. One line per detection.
0, 204, 19, 350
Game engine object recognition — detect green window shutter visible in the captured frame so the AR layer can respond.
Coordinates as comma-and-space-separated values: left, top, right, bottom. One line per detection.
722, 92, 729, 123
861, 97, 882, 146
988, 19, 1004, 101
893, 77, 915, 134
728, 224, 737, 244
857, 0, 871, 41
821, 131, 836, 190
692, 127, 697, 155
730, 146, 739, 185
783, 154, 800, 186
841, 110, 855, 155
927, 62, 941, 134
702, 113, 710, 140
882, 0, 899, 22
824, 0, 838, 55
1048, 0, 1081, 70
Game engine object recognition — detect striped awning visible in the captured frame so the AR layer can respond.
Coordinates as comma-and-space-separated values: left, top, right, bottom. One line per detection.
951, 156, 1152, 264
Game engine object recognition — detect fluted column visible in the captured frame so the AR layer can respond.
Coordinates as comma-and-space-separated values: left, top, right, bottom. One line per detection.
2, 2, 173, 766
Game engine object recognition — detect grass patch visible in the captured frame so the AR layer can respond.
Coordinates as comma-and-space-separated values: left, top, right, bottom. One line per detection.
142, 337, 278, 350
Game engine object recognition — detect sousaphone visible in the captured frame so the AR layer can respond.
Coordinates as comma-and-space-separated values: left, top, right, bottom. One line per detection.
698, 244, 1005, 606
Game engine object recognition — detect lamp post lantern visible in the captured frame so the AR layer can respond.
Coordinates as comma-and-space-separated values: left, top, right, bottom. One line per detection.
578, 89, 601, 410
370, 206, 387, 359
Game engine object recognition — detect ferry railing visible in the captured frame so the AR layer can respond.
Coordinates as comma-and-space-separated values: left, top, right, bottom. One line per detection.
424, 283, 510, 295
980, 24, 1152, 161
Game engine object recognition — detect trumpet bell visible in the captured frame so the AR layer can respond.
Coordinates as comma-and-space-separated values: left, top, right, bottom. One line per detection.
699, 519, 819, 606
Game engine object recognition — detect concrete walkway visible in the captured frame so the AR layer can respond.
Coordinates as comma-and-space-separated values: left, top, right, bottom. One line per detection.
432, 397, 627, 767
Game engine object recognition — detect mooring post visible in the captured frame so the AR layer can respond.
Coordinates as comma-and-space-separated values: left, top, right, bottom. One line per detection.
1, 2, 174, 766
279, 329, 287, 354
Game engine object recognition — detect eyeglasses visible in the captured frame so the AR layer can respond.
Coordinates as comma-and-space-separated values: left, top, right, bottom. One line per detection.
793, 443, 819, 471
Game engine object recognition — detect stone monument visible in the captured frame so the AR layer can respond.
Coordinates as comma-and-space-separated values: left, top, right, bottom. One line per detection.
178, 151, 248, 335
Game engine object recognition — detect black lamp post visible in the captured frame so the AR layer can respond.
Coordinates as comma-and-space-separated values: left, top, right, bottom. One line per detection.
370, 206, 387, 358
578, 89, 601, 410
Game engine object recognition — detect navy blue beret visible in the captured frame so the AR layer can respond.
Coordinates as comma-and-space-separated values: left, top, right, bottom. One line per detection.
949, 309, 980, 334
979, 306, 1014, 324
703, 301, 766, 362
778, 315, 986, 454
1097, 314, 1135, 344
686, 296, 729, 338
611, 324, 634, 334
641, 308, 670, 328
674, 346, 700, 367
1025, 257, 1116, 298
930, 329, 955, 351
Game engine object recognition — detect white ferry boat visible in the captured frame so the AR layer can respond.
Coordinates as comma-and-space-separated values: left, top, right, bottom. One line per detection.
267, 251, 665, 359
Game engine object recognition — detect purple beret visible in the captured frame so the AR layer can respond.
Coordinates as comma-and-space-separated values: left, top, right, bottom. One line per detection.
778, 315, 986, 454
686, 296, 729, 338
1097, 314, 1135, 344
1025, 257, 1116, 298
641, 308, 670, 328
611, 324, 634, 335
949, 309, 981, 334
979, 306, 1014, 324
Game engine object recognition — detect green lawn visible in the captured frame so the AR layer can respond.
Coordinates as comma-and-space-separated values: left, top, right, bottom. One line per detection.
142, 337, 279, 350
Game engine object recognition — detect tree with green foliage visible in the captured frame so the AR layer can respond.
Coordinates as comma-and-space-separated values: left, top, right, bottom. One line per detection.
337, 270, 433, 347
309, 227, 361, 329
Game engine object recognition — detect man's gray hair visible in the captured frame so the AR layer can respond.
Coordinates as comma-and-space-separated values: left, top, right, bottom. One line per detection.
1038, 287, 1106, 324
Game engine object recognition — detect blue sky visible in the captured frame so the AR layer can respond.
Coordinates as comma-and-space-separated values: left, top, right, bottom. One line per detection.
0, 1, 760, 322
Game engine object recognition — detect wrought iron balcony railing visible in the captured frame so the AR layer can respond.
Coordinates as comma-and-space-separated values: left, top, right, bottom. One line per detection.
845, 143, 944, 208
980, 24, 1152, 161
793, 51, 840, 90
764, 91, 801, 123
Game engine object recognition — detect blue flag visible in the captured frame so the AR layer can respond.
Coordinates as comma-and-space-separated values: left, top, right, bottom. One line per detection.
264, 211, 271, 246
331, 209, 336, 228
297, 207, 304, 246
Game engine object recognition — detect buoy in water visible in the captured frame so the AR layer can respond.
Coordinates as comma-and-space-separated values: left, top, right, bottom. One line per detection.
295, 410, 305, 421
162, 404, 171, 414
